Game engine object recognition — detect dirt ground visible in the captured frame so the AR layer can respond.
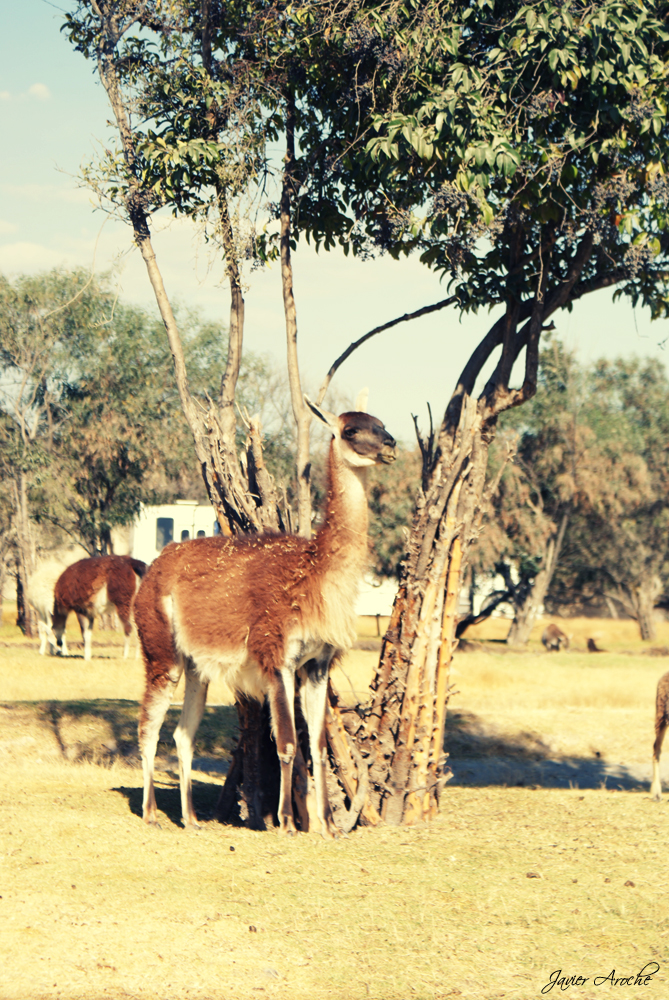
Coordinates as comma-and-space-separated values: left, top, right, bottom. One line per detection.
2, 610, 669, 999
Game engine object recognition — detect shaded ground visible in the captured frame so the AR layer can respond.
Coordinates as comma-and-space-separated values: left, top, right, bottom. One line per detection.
0, 699, 656, 817
445, 709, 651, 791
0, 700, 237, 772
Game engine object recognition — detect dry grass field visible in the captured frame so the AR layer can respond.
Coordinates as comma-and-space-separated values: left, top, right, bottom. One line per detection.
2, 603, 669, 1000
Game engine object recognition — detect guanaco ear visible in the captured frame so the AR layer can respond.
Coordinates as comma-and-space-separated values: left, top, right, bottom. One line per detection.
355, 387, 369, 412
304, 395, 339, 432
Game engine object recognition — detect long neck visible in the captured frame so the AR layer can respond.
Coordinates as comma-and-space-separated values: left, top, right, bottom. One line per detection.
315, 439, 369, 573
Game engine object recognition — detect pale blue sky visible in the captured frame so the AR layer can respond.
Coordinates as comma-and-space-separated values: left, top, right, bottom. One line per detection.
1, 1, 668, 443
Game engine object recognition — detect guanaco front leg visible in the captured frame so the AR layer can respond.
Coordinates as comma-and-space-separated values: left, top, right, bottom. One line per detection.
267, 668, 298, 834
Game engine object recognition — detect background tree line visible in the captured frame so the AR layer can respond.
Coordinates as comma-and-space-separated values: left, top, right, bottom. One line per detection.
468, 339, 669, 643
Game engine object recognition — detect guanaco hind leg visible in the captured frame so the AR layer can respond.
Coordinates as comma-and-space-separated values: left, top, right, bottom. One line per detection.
139, 663, 183, 825
77, 612, 94, 661
173, 662, 209, 828
121, 623, 139, 660
37, 620, 49, 656
651, 674, 669, 802
651, 719, 667, 801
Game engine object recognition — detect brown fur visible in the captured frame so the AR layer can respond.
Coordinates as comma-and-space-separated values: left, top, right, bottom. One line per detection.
587, 637, 605, 653
53, 556, 146, 659
541, 623, 569, 651
651, 671, 669, 800
137, 534, 320, 684
135, 407, 396, 835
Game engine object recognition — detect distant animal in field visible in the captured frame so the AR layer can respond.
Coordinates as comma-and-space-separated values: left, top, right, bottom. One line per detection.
26, 561, 69, 656
134, 398, 396, 835
587, 637, 605, 653
651, 671, 669, 801
53, 555, 147, 661
541, 624, 569, 651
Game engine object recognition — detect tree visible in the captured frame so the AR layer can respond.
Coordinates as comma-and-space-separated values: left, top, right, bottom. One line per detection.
550, 358, 669, 640
63, 0, 289, 538
473, 342, 595, 642
0, 269, 293, 587
0, 269, 109, 630
61, 0, 382, 827
466, 341, 660, 643
38, 304, 231, 554
309, 0, 669, 822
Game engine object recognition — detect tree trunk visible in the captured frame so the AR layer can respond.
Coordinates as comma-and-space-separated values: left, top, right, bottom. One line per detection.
604, 595, 619, 620
281, 94, 312, 538
13, 472, 36, 636
215, 698, 280, 829
0, 541, 7, 627
360, 395, 492, 825
637, 602, 657, 643
506, 512, 568, 646
630, 577, 661, 642
605, 576, 661, 642
505, 599, 538, 646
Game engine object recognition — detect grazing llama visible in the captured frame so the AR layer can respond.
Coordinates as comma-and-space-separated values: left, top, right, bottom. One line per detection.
26, 561, 69, 656
541, 623, 569, 651
651, 671, 669, 801
53, 555, 147, 661
134, 399, 396, 835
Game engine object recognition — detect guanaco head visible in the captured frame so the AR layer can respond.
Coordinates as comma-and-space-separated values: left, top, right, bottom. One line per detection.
305, 396, 396, 468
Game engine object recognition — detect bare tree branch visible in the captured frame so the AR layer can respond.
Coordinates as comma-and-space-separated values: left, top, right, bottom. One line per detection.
317, 296, 458, 406
281, 92, 312, 537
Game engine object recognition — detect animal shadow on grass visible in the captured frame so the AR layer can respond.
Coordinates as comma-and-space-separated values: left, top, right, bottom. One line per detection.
446, 710, 647, 791
39, 700, 237, 764
37, 700, 238, 825
113, 781, 222, 827
39, 699, 142, 761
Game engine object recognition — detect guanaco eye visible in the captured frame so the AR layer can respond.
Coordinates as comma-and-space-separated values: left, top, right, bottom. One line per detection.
343, 427, 357, 439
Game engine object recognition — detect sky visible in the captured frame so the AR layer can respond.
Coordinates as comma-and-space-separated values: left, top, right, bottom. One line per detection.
2, 2, 669, 444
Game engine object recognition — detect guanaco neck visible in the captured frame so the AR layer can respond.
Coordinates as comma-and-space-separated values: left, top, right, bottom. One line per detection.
315, 438, 370, 574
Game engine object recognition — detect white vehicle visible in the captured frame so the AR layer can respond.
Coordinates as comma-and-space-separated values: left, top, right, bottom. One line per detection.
130, 501, 220, 566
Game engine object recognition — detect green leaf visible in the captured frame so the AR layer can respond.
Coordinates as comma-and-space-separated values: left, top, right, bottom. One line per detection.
473, 145, 488, 168
498, 152, 518, 177
481, 199, 494, 225
451, 63, 465, 85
